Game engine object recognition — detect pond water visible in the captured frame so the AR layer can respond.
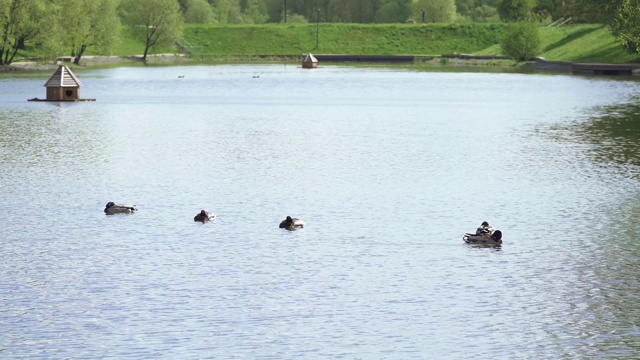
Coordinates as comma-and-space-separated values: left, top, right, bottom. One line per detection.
2, 64, 640, 359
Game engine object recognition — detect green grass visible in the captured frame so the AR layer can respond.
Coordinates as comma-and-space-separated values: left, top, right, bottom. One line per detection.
539, 24, 640, 62
179, 23, 510, 57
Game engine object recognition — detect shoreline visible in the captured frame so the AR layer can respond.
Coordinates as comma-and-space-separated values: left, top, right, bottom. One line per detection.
2, 53, 639, 76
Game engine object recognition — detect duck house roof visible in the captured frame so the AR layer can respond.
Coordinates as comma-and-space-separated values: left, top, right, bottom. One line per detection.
303, 53, 318, 63
44, 65, 83, 88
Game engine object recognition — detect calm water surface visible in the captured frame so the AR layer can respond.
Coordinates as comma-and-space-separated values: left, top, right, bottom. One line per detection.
1, 64, 640, 359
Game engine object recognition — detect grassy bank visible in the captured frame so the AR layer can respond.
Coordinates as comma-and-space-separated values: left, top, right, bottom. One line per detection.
61, 23, 640, 65
178, 23, 510, 57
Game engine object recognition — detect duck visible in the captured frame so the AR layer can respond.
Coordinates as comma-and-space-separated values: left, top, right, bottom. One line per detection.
279, 216, 305, 230
104, 202, 137, 214
194, 210, 215, 222
463, 229, 503, 246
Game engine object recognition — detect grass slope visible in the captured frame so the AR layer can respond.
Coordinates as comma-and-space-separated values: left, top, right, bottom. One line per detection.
180, 23, 509, 56
102, 23, 640, 64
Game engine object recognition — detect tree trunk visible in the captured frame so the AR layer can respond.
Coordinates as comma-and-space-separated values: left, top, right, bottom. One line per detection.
143, 42, 150, 63
74, 45, 87, 65
7, 46, 19, 65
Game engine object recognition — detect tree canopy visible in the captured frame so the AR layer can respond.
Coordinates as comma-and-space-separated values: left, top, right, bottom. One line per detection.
121, 0, 184, 61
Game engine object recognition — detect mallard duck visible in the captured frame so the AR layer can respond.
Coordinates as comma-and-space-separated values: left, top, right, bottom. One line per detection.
279, 216, 305, 230
104, 202, 137, 214
194, 210, 215, 222
463, 230, 503, 246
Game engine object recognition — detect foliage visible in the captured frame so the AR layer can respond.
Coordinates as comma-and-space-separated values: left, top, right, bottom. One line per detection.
455, 0, 475, 16
374, 1, 411, 23
501, 21, 541, 61
497, 0, 535, 22
285, 13, 308, 24
533, 0, 562, 21
55, 0, 120, 64
471, 5, 499, 22
410, 0, 456, 23
211, 0, 243, 24
612, 0, 640, 53
0, 0, 52, 65
242, 0, 268, 24
184, 0, 214, 23
120, 0, 183, 61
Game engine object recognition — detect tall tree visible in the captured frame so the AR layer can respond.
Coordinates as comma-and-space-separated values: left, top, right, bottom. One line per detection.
55, 0, 120, 65
0, 0, 50, 65
121, 0, 183, 62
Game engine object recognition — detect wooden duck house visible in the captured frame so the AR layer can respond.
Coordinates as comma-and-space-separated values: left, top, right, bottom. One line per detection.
29, 65, 95, 102
302, 53, 318, 69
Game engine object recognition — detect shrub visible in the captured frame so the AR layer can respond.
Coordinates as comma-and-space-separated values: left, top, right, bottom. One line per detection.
501, 22, 542, 62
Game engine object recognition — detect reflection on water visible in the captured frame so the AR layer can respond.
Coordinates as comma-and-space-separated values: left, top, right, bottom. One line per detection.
570, 99, 640, 176
543, 95, 640, 358
1, 65, 640, 358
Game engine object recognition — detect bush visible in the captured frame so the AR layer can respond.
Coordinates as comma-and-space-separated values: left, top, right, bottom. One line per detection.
501, 22, 542, 62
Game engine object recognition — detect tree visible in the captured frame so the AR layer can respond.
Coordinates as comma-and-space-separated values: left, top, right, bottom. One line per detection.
612, 0, 640, 53
497, 0, 535, 22
501, 21, 542, 62
121, 0, 183, 62
0, 0, 50, 65
455, 0, 475, 16
534, 0, 563, 20
184, 0, 214, 23
471, 5, 499, 22
55, 0, 120, 65
242, 0, 268, 24
373, 0, 411, 23
411, 0, 456, 23
210, 0, 243, 24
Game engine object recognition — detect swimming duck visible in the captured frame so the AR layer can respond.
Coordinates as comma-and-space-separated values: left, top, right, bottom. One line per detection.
463, 228, 503, 246
279, 216, 305, 230
104, 202, 137, 214
194, 210, 215, 222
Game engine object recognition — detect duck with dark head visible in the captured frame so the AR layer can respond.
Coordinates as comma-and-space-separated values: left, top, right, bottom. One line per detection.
194, 210, 215, 222
104, 202, 137, 215
279, 216, 305, 230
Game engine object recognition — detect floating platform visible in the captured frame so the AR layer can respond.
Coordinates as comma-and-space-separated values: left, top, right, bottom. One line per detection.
28, 98, 96, 102
571, 63, 640, 76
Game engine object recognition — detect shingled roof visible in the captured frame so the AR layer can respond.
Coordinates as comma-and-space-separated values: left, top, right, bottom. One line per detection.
44, 65, 82, 88
303, 53, 318, 63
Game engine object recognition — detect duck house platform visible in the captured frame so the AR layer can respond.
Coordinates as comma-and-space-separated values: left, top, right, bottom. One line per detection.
28, 98, 95, 102
29, 65, 95, 102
